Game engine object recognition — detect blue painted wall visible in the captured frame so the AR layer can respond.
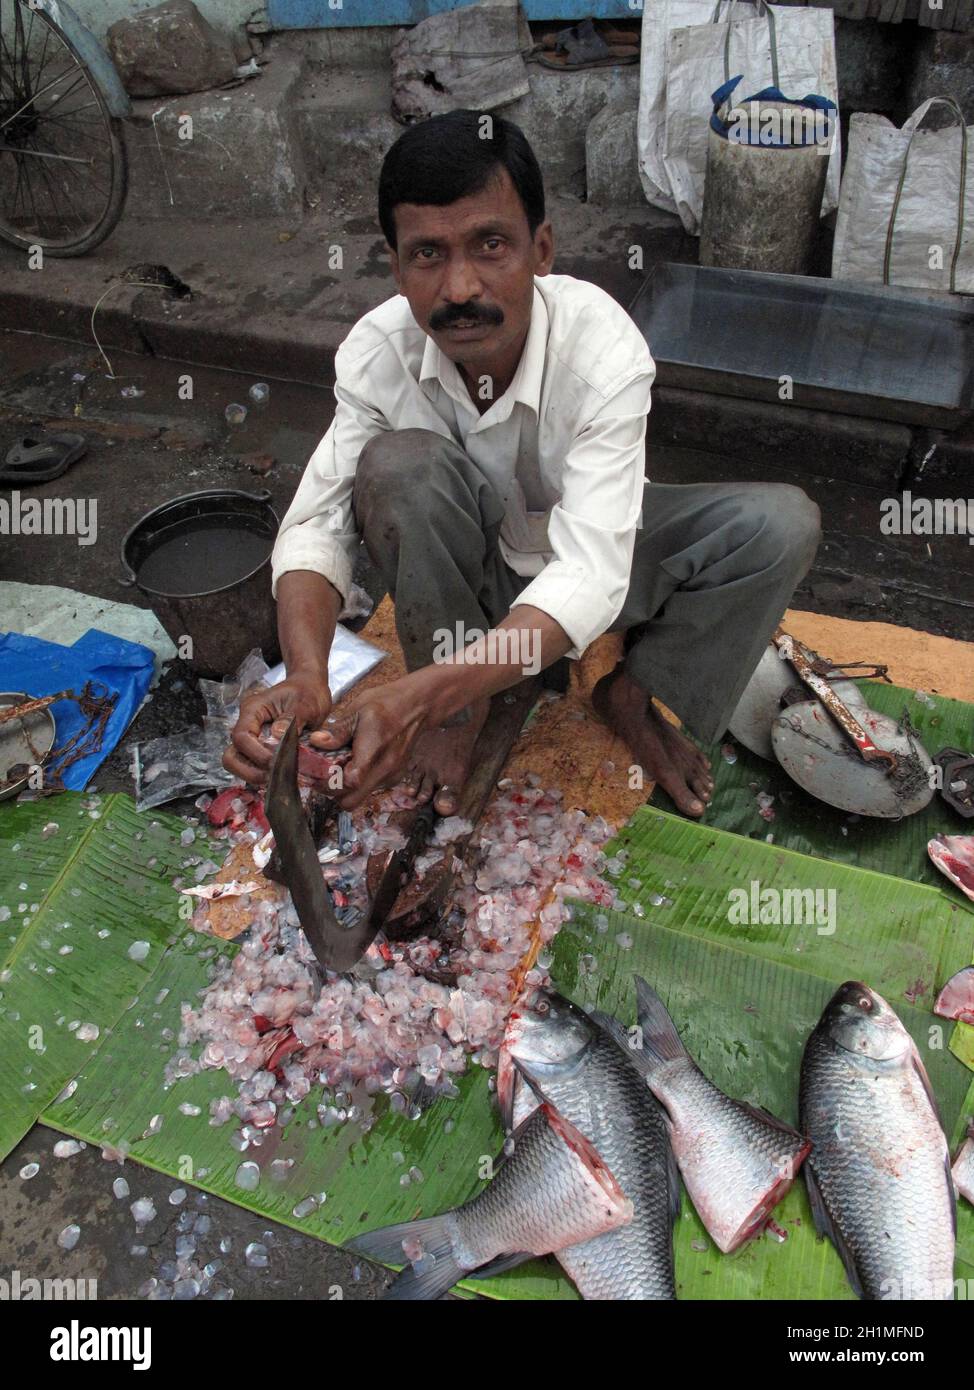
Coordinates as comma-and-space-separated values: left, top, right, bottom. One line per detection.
269, 0, 638, 25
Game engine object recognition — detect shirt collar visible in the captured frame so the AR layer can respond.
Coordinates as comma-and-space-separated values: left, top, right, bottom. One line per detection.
419, 283, 548, 420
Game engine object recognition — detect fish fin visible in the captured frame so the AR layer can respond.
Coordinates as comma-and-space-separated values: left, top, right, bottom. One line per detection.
803, 1164, 865, 1301
591, 1009, 653, 1077
945, 1151, 958, 1240
381, 1256, 464, 1301
740, 1100, 805, 1140
347, 1213, 455, 1264
407, 1077, 442, 1113
634, 976, 689, 1065
464, 1251, 534, 1279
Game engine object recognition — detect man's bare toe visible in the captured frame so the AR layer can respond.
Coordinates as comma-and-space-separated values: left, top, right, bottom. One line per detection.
434, 785, 458, 815
690, 773, 714, 802
662, 776, 706, 817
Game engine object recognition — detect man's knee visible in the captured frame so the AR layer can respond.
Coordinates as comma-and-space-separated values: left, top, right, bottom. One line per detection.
357, 428, 442, 492
738, 483, 821, 567
354, 428, 444, 524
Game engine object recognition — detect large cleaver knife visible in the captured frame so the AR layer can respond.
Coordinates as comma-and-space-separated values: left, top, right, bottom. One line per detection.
264, 717, 379, 972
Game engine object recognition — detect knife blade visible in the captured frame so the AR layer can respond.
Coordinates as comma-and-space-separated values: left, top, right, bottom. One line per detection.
264, 717, 380, 972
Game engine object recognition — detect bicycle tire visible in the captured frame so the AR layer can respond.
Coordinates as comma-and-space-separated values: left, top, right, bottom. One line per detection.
0, 6, 128, 257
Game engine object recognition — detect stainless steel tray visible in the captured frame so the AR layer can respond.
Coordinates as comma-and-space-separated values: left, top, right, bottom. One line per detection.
629, 263, 974, 430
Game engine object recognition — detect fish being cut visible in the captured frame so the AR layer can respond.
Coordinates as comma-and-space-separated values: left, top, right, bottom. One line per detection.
604, 976, 809, 1254
499, 990, 678, 1299
347, 1098, 632, 1300
800, 981, 956, 1301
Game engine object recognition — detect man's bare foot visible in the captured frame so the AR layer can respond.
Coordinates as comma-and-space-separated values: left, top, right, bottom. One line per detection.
592, 667, 714, 818
402, 696, 490, 814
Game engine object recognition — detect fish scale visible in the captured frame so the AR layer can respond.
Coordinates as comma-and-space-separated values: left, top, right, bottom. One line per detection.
799, 983, 955, 1302
513, 1029, 678, 1300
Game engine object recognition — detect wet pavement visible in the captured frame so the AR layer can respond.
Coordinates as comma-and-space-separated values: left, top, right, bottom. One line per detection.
1, 325, 972, 1301
4, 1126, 392, 1302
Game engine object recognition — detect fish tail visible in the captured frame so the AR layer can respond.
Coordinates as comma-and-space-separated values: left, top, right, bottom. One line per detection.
634, 976, 690, 1065
347, 1215, 463, 1301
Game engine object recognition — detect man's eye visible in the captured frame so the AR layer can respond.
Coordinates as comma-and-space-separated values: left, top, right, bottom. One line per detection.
415, 247, 438, 261
483, 238, 504, 252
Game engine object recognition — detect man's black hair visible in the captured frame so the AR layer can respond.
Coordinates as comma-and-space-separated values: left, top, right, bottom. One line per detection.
378, 109, 545, 249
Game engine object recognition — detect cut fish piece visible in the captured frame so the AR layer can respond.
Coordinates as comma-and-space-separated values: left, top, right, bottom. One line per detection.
928, 834, 974, 903
933, 965, 974, 1024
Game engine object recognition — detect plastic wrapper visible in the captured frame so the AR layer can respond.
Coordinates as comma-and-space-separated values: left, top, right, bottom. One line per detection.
263, 622, 385, 701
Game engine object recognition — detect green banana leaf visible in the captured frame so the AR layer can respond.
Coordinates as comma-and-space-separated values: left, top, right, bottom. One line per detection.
23, 797, 973, 1300
0, 795, 209, 1160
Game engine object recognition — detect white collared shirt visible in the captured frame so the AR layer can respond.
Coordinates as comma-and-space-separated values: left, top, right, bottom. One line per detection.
271, 272, 655, 657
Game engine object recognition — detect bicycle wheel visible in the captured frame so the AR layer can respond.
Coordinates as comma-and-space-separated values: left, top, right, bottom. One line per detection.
0, 0, 127, 256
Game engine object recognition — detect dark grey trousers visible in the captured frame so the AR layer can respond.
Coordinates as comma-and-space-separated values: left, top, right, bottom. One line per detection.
351, 427, 821, 744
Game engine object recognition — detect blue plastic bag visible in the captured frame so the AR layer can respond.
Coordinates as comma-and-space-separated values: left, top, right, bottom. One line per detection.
0, 628, 155, 789
711, 76, 836, 148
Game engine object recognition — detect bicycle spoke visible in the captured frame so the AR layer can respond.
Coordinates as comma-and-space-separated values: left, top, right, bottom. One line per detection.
31, 131, 85, 234
31, 10, 54, 95
1, 68, 87, 131
0, 3, 123, 249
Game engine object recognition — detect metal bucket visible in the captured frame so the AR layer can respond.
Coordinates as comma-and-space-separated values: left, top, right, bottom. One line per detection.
120, 489, 280, 679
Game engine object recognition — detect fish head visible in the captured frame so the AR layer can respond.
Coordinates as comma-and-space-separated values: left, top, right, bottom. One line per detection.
497, 991, 596, 1129
820, 981, 910, 1063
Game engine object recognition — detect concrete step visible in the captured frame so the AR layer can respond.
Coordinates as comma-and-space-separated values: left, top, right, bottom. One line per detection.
123, 45, 311, 219
0, 200, 681, 382
121, 33, 645, 225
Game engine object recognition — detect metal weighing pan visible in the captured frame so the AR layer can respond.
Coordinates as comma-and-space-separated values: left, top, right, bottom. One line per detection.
771, 701, 934, 818
0, 692, 57, 802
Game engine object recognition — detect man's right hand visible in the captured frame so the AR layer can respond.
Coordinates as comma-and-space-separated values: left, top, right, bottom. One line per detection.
223, 671, 332, 786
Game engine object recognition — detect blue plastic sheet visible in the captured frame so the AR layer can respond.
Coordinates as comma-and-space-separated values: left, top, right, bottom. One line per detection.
0, 629, 155, 789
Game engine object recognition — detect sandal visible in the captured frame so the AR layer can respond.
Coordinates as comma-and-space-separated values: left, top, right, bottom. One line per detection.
534, 18, 640, 70
1, 431, 88, 485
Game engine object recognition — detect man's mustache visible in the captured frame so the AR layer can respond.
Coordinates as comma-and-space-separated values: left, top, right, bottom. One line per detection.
429, 301, 504, 331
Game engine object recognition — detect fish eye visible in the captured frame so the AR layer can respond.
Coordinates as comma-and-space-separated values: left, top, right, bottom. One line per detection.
857, 995, 872, 1011
536, 998, 550, 1016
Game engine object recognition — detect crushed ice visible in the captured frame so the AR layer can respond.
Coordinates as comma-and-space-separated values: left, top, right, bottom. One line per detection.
171, 781, 616, 1138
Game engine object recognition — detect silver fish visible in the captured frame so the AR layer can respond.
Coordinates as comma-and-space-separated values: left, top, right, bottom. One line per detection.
499, 990, 679, 1300
800, 981, 956, 1301
605, 977, 809, 1253
347, 1098, 632, 1300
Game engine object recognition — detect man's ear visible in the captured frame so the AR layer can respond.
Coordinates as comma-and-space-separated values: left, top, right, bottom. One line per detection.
533, 220, 555, 277
388, 244, 402, 289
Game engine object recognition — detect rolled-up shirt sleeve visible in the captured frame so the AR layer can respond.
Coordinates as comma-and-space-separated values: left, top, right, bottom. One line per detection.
270, 345, 387, 606
509, 372, 653, 657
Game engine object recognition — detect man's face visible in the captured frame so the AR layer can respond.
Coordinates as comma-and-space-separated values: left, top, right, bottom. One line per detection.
387, 166, 554, 375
